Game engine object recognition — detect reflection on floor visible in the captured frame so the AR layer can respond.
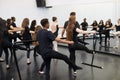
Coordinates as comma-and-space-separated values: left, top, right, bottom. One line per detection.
0, 46, 120, 80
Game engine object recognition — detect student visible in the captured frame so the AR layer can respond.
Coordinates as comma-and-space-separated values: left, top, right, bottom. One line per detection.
91, 20, 98, 31
66, 16, 96, 72
62, 12, 89, 45
104, 20, 112, 45
113, 19, 120, 48
81, 18, 88, 31
21, 18, 35, 64
30, 20, 37, 45
98, 20, 105, 44
29, 20, 38, 56
51, 17, 59, 51
37, 18, 82, 80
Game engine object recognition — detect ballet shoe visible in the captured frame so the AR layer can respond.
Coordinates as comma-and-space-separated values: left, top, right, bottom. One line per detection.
6, 65, 10, 69
0, 58, 4, 62
27, 59, 31, 65
38, 71, 45, 75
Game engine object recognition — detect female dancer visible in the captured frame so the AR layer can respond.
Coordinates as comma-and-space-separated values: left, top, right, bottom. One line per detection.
98, 20, 105, 44
51, 17, 59, 51
104, 20, 112, 45
21, 18, 35, 64
66, 16, 96, 73
91, 20, 98, 31
112, 19, 120, 48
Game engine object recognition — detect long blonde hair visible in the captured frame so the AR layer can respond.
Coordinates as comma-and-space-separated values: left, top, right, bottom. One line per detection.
66, 16, 76, 41
21, 18, 29, 34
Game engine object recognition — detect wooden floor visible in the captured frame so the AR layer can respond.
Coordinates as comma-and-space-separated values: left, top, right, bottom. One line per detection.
1, 40, 120, 80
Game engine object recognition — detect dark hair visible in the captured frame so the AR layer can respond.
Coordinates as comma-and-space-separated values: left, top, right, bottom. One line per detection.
52, 17, 57, 22
11, 17, 15, 21
30, 20, 36, 31
92, 20, 98, 26
40, 18, 49, 27
6, 18, 11, 26
70, 12, 76, 16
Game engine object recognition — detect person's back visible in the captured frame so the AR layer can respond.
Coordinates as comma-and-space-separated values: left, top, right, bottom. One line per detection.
37, 29, 55, 54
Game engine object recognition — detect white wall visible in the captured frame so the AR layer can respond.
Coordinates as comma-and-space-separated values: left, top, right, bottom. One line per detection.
0, 0, 119, 27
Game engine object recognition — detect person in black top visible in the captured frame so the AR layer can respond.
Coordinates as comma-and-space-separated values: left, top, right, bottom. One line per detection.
81, 18, 88, 31
21, 18, 35, 64
11, 17, 18, 42
37, 18, 82, 80
91, 20, 98, 31
29, 20, 38, 56
62, 12, 89, 45
51, 17, 59, 51
66, 16, 96, 72
104, 20, 112, 45
80, 18, 89, 43
98, 20, 105, 44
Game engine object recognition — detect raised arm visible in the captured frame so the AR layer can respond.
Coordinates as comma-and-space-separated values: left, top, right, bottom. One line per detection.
76, 28, 96, 34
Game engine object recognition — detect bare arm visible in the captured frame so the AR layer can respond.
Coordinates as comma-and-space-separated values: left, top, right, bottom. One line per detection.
30, 30, 35, 34
76, 28, 96, 34
61, 29, 65, 37
55, 37, 74, 44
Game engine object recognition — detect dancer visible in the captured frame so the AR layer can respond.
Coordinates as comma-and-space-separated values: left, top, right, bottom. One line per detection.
66, 16, 96, 73
91, 20, 98, 31
21, 18, 35, 64
51, 16, 59, 51
29, 20, 38, 56
98, 20, 105, 44
112, 19, 120, 49
37, 18, 82, 80
62, 12, 89, 45
104, 20, 112, 45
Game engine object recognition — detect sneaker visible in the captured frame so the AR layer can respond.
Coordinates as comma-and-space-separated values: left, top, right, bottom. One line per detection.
6, 65, 10, 69
38, 71, 45, 74
0, 58, 4, 62
27, 59, 31, 65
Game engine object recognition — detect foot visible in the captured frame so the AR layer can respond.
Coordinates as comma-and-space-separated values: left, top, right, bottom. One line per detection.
6, 65, 10, 69
74, 71, 77, 74
38, 71, 45, 75
0, 58, 4, 62
34, 54, 38, 57
84, 42, 89, 45
113, 46, 119, 49
74, 66, 83, 71
27, 59, 31, 65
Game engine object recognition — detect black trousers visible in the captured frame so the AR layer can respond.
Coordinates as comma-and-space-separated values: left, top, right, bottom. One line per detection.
68, 43, 93, 64
0, 40, 12, 64
105, 30, 110, 44
24, 43, 30, 58
38, 49, 78, 80
99, 31, 103, 43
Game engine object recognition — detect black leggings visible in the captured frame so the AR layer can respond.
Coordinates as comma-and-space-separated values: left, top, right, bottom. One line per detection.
68, 43, 93, 64
24, 43, 30, 58
0, 40, 12, 65
38, 49, 78, 80
105, 30, 110, 44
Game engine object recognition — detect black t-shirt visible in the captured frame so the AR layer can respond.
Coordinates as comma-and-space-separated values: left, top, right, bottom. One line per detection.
22, 27, 31, 40
81, 22, 88, 30
37, 29, 56, 55
64, 21, 80, 43
64, 21, 80, 29
11, 22, 17, 27
115, 25, 120, 31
